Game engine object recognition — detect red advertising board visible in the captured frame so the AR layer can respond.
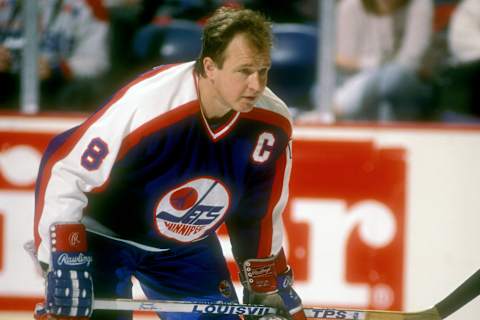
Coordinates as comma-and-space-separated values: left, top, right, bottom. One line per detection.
0, 115, 406, 312
218, 139, 406, 310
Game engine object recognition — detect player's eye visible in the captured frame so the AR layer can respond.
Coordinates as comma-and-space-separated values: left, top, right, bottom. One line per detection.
239, 68, 253, 75
259, 68, 269, 76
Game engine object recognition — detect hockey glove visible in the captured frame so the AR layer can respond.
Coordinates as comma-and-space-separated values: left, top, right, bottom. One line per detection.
35, 223, 93, 319
240, 250, 306, 320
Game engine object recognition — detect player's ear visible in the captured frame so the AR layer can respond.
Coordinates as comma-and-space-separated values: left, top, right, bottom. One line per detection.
203, 57, 217, 79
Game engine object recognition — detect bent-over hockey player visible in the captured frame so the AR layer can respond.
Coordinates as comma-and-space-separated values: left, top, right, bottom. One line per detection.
32, 6, 306, 320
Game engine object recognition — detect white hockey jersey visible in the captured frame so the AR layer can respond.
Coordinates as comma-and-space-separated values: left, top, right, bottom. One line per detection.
34, 62, 293, 266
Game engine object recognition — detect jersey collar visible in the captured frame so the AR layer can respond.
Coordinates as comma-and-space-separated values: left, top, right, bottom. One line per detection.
193, 71, 240, 141
200, 108, 240, 141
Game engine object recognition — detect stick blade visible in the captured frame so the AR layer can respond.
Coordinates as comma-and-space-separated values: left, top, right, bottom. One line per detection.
434, 268, 480, 319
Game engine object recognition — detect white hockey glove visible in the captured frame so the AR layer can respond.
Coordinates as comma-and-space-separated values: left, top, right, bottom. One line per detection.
239, 250, 306, 320
35, 223, 93, 319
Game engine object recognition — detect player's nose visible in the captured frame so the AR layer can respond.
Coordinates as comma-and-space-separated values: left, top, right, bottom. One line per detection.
248, 72, 263, 93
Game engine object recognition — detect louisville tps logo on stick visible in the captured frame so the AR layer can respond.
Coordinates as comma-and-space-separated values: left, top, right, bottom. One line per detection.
93, 268, 480, 319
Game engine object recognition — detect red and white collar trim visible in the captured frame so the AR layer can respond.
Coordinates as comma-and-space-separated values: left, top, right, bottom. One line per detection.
200, 108, 240, 141
193, 71, 241, 141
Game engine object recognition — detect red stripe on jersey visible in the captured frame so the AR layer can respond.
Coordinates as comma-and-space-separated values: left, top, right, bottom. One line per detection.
256, 148, 287, 257
118, 101, 200, 161
240, 108, 292, 139
90, 100, 200, 193
34, 65, 176, 250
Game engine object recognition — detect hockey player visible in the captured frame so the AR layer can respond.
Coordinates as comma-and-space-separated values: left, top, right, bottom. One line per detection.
33, 6, 305, 320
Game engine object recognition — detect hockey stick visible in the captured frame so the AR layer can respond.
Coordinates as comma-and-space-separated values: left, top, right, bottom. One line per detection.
93, 268, 480, 319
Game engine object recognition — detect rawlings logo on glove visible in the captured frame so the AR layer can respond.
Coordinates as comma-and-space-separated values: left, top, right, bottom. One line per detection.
56, 253, 93, 267
240, 249, 306, 320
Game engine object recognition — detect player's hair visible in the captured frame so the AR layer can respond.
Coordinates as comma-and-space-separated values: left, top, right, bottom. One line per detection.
194, 7, 272, 77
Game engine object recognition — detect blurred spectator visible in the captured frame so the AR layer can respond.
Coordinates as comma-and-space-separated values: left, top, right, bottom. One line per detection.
0, 0, 110, 111
333, 0, 434, 121
448, 0, 480, 64
442, 0, 480, 119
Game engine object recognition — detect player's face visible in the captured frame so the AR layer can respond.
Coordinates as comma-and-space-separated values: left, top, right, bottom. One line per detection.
209, 33, 271, 114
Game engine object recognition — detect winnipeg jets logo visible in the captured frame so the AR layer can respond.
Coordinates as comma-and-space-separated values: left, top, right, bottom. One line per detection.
154, 177, 231, 242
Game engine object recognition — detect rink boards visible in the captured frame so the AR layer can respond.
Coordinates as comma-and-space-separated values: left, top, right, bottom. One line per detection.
0, 114, 479, 320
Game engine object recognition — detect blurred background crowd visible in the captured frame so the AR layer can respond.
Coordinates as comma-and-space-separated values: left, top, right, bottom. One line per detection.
0, 0, 479, 123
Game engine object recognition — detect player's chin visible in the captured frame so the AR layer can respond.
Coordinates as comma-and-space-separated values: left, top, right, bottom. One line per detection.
236, 101, 255, 113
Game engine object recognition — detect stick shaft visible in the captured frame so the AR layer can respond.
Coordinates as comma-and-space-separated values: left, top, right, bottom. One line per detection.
94, 299, 367, 319
93, 268, 480, 319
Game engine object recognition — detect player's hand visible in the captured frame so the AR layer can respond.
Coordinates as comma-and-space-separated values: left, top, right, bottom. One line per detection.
37, 223, 93, 319
38, 56, 52, 80
0, 46, 12, 72
240, 252, 306, 320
